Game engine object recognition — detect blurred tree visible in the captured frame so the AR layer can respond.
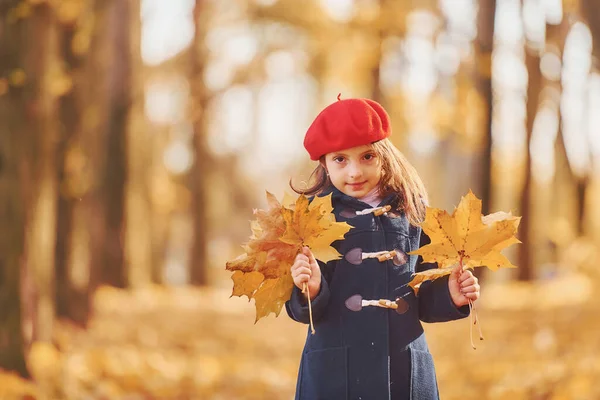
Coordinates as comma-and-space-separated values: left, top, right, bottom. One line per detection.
98, 0, 131, 288
471, 0, 496, 279
518, 39, 543, 281
0, 0, 35, 378
54, 0, 102, 325
189, 0, 210, 285
546, 18, 586, 240
124, 0, 153, 288
475, 0, 496, 216
22, 2, 61, 343
0, 116, 29, 378
581, 0, 600, 63
55, 8, 88, 325
575, 0, 599, 234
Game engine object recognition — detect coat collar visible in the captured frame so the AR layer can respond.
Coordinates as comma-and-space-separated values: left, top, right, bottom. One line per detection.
317, 185, 399, 211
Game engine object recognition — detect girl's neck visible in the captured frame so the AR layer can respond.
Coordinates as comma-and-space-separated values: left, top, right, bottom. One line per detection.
357, 186, 382, 207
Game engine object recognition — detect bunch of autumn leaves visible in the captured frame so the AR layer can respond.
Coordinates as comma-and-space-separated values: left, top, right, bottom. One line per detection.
227, 191, 521, 326
226, 193, 353, 322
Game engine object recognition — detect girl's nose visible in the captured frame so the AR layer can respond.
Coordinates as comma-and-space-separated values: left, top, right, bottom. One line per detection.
348, 163, 362, 178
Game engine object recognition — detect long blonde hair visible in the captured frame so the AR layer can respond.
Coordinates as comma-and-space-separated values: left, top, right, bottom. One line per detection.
290, 139, 429, 226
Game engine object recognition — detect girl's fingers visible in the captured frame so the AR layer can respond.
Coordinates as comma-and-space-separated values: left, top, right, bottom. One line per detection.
465, 292, 479, 300
460, 277, 476, 287
460, 276, 475, 286
292, 266, 312, 277
295, 254, 309, 263
292, 260, 310, 271
304, 247, 319, 267
459, 272, 474, 283
461, 285, 478, 293
294, 275, 309, 285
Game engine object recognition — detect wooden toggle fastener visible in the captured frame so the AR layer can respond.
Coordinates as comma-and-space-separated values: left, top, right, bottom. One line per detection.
360, 299, 399, 309
345, 294, 410, 314
361, 250, 397, 262
355, 205, 392, 216
373, 205, 392, 216
377, 250, 397, 262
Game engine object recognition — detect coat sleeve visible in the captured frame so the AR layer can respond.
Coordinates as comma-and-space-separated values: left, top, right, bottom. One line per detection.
285, 260, 334, 324
416, 231, 470, 323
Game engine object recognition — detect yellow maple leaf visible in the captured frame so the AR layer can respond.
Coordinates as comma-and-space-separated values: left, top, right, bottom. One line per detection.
253, 275, 295, 322
407, 191, 521, 293
226, 192, 352, 322
231, 270, 264, 300
409, 267, 456, 295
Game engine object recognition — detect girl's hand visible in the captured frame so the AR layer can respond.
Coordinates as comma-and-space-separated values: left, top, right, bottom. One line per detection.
448, 264, 480, 307
291, 247, 321, 300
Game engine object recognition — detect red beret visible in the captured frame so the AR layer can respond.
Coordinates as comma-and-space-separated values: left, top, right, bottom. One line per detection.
303, 97, 391, 161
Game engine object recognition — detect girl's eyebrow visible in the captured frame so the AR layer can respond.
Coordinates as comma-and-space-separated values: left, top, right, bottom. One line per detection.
331, 149, 374, 158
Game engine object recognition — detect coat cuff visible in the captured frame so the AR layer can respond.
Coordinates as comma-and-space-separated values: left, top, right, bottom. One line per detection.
418, 275, 470, 323
285, 278, 331, 324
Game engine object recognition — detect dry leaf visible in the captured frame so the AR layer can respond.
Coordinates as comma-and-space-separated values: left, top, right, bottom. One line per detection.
408, 191, 521, 293
226, 192, 352, 322
409, 266, 456, 295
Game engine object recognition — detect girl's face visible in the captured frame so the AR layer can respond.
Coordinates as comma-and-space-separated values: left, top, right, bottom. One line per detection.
324, 144, 382, 198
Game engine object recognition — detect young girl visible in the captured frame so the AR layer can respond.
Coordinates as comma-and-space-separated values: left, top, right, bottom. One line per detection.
285, 97, 480, 400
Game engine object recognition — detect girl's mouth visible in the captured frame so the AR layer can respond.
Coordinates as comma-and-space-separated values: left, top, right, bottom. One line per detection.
347, 181, 366, 189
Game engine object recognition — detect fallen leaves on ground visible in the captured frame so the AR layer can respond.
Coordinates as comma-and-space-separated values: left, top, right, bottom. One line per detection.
0, 275, 598, 400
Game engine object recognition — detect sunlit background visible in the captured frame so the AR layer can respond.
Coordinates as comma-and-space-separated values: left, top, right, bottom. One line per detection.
1, 0, 599, 398
141, 0, 599, 285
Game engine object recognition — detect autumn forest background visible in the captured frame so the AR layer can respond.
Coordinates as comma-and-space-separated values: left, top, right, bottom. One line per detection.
1, 0, 599, 399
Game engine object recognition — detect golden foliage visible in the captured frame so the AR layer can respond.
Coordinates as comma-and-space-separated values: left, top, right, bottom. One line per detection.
52, 0, 85, 25
7, 2, 33, 23
226, 192, 352, 322
8, 69, 27, 87
0, 370, 41, 400
408, 191, 521, 293
47, 63, 73, 97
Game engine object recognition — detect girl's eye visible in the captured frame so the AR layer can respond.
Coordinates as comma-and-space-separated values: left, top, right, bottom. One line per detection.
333, 156, 345, 163
364, 153, 376, 161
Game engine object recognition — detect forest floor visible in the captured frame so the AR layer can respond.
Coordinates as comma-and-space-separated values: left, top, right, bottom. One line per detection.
2, 271, 600, 400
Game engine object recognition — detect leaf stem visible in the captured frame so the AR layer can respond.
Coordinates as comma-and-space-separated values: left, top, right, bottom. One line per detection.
471, 299, 484, 340
460, 257, 481, 349
468, 300, 476, 350
304, 283, 316, 335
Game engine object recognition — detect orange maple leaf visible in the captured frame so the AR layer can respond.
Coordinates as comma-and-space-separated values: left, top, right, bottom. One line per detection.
226, 192, 352, 322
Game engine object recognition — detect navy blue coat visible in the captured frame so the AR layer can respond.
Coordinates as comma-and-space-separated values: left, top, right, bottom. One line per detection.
285, 186, 469, 400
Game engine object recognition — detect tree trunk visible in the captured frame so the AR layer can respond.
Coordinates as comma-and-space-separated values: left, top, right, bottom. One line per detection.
581, 0, 600, 63
124, 0, 152, 288
0, 122, 29, 378
99, 0, 130, 288
579, 0, 598, 234
55, 9, 95, 325
21, 4, 61, 344
518, 48, 542, 281
0, 0, 34, 377
475, 0, 496, 216
189, 0, 210, 285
